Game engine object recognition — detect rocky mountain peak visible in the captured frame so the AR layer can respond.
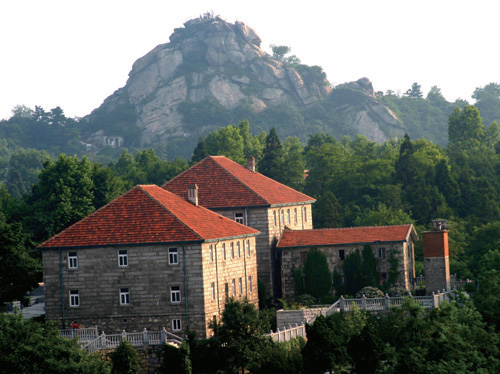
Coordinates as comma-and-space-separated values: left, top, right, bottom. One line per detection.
87, 14, 332, 146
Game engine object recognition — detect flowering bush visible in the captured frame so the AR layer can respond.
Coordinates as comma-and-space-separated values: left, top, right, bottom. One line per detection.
355, 286, 384, 298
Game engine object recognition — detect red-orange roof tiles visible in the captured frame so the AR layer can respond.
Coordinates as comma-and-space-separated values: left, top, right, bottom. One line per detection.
162, 156, 315, 209
277, 224, 416, 248
39, 185, 259, 249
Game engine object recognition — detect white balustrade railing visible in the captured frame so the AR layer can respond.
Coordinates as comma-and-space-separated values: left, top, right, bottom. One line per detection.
266, 323, 306, 343
60, 326, 98, 341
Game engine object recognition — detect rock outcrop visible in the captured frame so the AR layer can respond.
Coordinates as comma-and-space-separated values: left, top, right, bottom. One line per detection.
330, 78, 405, 142
86, 13, 331, 146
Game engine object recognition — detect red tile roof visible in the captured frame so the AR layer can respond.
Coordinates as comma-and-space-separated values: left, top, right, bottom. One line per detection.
163, 156, 315, 209
277, 224, 417, 248
39, 185, 259, 249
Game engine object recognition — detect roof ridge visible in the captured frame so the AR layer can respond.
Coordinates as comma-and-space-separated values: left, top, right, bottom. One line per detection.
39, 186, 142, 248
287, 224, 412, 233
209, 156, 272, 205
138, 185, 204, 240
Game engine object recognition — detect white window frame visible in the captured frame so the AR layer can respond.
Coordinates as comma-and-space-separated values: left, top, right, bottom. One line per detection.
169, 248, 179, 265
68, 252, 78, 269
234, 212, 244, 225
172, 319, 182, 331
69, 290, 79, 307
171, 286, 181, 303
120, 288, 130, 305
118, 249, 128, 267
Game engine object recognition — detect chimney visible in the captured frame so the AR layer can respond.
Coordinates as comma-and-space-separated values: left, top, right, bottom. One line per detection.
188, 184, 198, 206
247, 156, 255, 172
423, 219, 450, 295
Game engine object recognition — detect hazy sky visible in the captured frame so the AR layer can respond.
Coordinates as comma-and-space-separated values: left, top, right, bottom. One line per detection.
1, 0, 498, 120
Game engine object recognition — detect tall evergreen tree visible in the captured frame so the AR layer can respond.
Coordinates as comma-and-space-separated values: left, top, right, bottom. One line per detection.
258, 128, 284, 181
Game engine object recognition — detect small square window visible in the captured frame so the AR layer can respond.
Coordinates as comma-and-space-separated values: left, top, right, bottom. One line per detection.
120, 288, 130, 305
70, 290, 79, 307
172, 319, 182, 331
171, 286, 181, 303
169, 248, 178, 265
234, 212, 244, 225
339, 249, 345, 261
118, 249, 128, 267
68, 252, 78, 269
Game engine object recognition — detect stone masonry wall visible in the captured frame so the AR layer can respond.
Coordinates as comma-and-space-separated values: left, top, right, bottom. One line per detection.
281, 240, 414, 298
43, 237, 258, 339
215, 204, 313, 298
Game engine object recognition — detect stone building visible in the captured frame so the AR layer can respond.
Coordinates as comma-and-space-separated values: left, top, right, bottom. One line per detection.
277, 224, 418, 297
423, 220, 450, 295
163, 155, 316, 297
39, 185, 259, 338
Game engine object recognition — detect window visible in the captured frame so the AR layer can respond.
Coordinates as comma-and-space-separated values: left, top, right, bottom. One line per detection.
211, 282, 215, 300
246, 240, 251, 257
172, 319, 182, 331
287, 209, 291, 224
120, 288, 130, 305
379, 247, 386, 259
300, 251, 307, 263
209, 244, 213, 262
225, 283, 229, 297
237, 241, 241, 258
118, 249, 128, 267
381, 272, 387, 280
281, 210, 284, 225
294, 208, 298, 224
339, 249, 345, 261
273, 211, 277, 227
171, 286, 181, 303
230, 242, 234, 259
232, 279, 236, 296
238, 277, 242, 295
234, 212, 244, 225
68, 252, 78, 269
69, 290, 79, 307
248, 276, 253, 293
169, 248, 178, 265
222, 243, 226, 260
303, 206, 308, 222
